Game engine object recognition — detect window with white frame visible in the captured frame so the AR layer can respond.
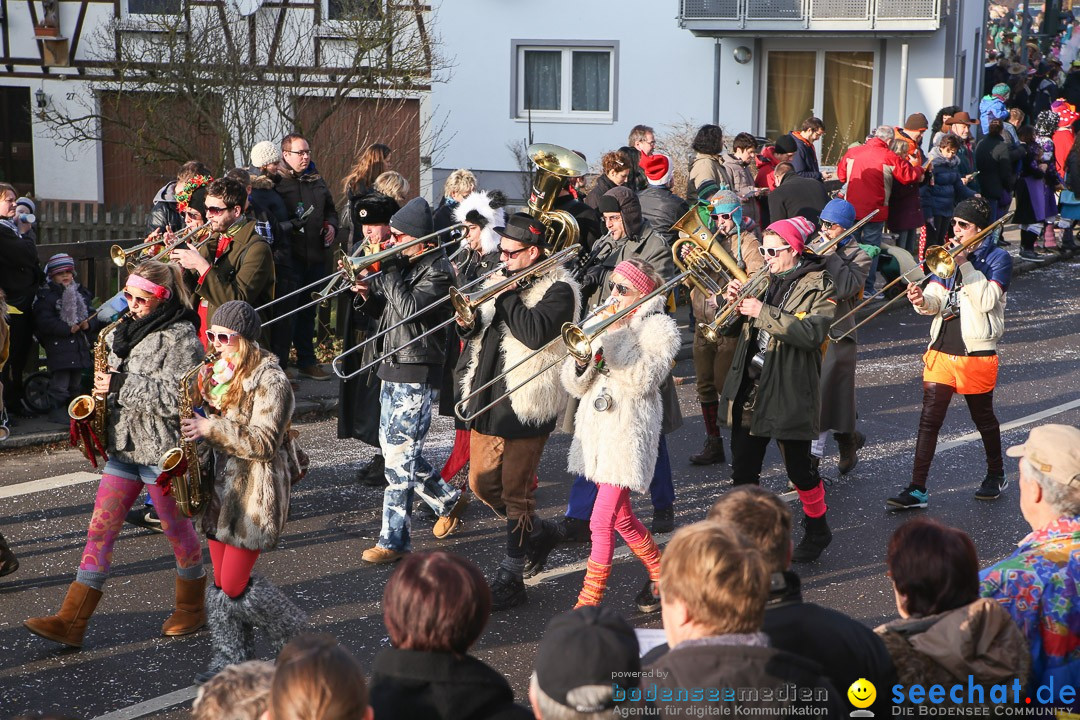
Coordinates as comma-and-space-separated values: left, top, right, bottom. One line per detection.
126, 0, 181, 15
514, 43, 616, 121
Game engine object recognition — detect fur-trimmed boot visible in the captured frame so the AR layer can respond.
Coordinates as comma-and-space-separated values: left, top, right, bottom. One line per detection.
196, 584, 255, 686
238, 575, 308, 654
575, 560, 611, 608
0, 532, 18, 577
24, 581, 103, 648
162, 574, 207, 636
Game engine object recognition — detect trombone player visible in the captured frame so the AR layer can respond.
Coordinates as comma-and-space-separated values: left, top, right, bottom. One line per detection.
887, 197, 1013, 510
349, 197, 467, 564
456, 212, 581, 610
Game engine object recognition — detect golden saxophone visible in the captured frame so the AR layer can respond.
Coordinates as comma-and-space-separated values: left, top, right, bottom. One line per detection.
158, 352, 218, 517
68, 315, 128, 459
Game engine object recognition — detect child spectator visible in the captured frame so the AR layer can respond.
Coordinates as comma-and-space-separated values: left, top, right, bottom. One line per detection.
922, 134, 977, 247
192, 660, 274, 720
268, 634, 371, 720
32, 254, 99, 425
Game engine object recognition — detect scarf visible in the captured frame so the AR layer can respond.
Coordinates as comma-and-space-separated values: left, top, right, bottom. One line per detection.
0, 218, 21, 236
199, 357, 236, 408
110, 300, 199, 359
59, 283, 88, 327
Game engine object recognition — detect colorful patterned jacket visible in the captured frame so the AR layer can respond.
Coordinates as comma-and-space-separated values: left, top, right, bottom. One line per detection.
980, 516, 1080, 702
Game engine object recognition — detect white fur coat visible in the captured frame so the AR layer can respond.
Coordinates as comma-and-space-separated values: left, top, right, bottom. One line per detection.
561, 297, 680, 492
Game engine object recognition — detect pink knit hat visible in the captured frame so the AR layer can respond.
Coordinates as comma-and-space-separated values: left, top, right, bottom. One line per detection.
765, 217, 815, 254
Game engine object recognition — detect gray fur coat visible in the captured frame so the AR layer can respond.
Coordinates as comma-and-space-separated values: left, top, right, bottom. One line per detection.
561, 298, 680, 492
202, 353, 297, 551
106, 322, 203, 466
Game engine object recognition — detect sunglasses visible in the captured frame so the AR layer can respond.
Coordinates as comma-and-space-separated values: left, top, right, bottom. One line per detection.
122, 290, 155, 307
204, 205, 230, 215
952, 219, 974, 229
820, 220, 836, 230
499, 246, 528, 259
184, 211, 204, 221
759, 245, 792, 258
608, 281, 633, 296
205, 330, 240, 345
714, 212, 734, 221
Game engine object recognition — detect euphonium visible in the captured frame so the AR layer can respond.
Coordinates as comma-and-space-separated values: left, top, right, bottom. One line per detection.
158, 352, 218, 518
670, 207, 749, 296
526, 143, 588, 252
69, 314, 129, 443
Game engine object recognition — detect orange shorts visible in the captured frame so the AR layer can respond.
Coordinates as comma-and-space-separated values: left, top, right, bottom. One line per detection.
922, 349, 999, 394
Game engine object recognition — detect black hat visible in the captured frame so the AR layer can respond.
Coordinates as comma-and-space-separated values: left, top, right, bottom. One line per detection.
774, 134, 799, 154
952, 197, 991, 229
534, 607, 641, 713
352, 191, 400, 226
494, 212, 548, 247
390, 197, 434, 239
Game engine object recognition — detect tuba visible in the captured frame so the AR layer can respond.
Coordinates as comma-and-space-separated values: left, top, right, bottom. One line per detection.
69, 314, 128, 462
670, 207, 749, 296
158, 352, 217, 517
526, 143, 588, 252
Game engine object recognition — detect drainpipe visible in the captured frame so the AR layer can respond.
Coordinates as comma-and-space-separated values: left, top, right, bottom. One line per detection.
713, 38, 721, 126
898, 41, 910, 124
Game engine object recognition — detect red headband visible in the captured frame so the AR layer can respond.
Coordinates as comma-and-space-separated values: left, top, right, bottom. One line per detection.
126, 273, 172, 300
613, 261, 656, 297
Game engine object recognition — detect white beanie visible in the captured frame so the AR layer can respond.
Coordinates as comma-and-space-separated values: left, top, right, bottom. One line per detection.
250, 140, 282, 169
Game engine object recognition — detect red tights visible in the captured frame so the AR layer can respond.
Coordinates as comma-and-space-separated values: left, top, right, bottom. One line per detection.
207, 538, 261, 598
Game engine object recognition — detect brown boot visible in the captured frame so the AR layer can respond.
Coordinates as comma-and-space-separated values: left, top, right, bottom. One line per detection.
24, 581, 103, 648
834, 431, 866, 475
689, 435, 725, 465
162, 575, 208, 636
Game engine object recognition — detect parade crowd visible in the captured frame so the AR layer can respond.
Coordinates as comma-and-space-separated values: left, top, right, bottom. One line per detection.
1, 62, 1079, 716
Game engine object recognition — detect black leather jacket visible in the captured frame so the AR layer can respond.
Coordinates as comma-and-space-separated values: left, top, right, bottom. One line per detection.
356, 249, 454, 368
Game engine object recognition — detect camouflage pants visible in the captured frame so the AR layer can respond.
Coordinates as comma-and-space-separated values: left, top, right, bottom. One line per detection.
377, 381, 460, 552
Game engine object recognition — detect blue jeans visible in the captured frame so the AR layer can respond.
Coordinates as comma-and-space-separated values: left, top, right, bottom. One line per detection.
856, 221, 885, 295
377, 381, 460, 551
291, 261, 326, 368
565, 435, 674, 520
893, 228, 919, 256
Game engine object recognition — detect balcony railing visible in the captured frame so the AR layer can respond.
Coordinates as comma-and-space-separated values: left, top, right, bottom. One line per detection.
679, 0, 941, 32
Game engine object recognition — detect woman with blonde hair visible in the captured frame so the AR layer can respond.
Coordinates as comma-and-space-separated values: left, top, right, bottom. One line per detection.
181, 300, 307, 684
25, 259, 206, 648
434, 168, 477, 232
374, 170, 410, 205
267, 634, 372, 720
561, 258, 680, 613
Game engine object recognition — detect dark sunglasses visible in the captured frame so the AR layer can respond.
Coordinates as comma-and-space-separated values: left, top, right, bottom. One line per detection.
820, 220, 836, 230
952, 218, 974, 229
714, 212, 734, 221
205, 330, 240, 345
608, 281, 633, 296
759, 245, 792, 258
499, 246, 528, 259
204, 205, 229, 215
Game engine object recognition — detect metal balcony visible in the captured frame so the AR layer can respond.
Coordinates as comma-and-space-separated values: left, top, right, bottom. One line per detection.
678, 0, 941, 33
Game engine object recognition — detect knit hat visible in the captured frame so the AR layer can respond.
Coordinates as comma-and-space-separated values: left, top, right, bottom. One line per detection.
16, 197, 35, 215
533, 607, 640, 713
598, 194, 621, 215
695, 180, 721, 206
45, 253, 75, 278
250, 140, 282, 169
820, 198, 856, 229
389, 197, 434, 239
773, 134, 798, 154
765, 216, 815, 254
211, 300, 262, 341
952, 197, 991, 229
992, 82, 1010, 99
904, 113, 929, 131
708, 188, 741, 215
640, 153, 672, 186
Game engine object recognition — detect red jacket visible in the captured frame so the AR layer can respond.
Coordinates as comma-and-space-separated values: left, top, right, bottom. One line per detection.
755, 146, 781, 190
1052, 127, 1074, 176
837, 138, 924, 223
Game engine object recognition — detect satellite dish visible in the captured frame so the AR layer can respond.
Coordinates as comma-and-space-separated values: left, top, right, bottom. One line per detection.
231, 0, 263, 16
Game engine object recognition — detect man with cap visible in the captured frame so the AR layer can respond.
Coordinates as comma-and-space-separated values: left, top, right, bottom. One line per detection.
689, 186, 763, 467
756, 134, 798, 193
980, 424, 1080, 704
888, 196, 1012, 510
530, 606, 641, 719
812, 199, 871, 477
980, 83, 1011, 134
636, 153, 689, 246
337, 190, 400, 487
456, 212, 581, 609
718, 216, 837, 561
768, 161, 828, 226
350, 196, 466, 564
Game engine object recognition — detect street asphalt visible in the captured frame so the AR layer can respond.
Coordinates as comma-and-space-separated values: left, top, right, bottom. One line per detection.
1, 254, 1078, 719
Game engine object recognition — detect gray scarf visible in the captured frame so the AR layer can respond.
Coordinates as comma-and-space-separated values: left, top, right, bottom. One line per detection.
59, 283, 88, 326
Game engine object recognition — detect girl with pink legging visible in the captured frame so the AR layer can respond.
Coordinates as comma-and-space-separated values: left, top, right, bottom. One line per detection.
560, 259, 681, 612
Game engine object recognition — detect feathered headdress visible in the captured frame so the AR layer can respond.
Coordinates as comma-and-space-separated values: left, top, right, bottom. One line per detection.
453, 190, 507, 254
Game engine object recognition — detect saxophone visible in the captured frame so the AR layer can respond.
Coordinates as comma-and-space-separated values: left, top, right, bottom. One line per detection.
69, 315, 128, 449
158, 352, 218, 517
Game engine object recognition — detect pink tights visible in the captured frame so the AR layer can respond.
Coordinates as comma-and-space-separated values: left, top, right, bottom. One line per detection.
208, 538, 261, 598
79, 473, 203, 577
589, 484, 652, 568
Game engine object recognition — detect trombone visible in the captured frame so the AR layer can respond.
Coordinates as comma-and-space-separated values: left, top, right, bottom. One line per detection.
830, 212, 1013, 341
109, 222, 211, 267
449, 244, 582, 326
697, 209, 879, 343
331, 260, 507, 380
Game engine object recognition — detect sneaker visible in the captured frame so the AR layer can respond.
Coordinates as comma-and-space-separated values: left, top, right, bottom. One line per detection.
975, 473, 1009, 501
433, 494, 469, 539
490, 568, 527, 611
361, 546, 406, 564
886, 485, 929, 510
297, 365, 331, 381
1019, 249, 1047, 261
523, 519, 561, 578
651, 506, 675, 535
126, 505, 164, 533
635, 579, 662, 613
558, 516, 591, 543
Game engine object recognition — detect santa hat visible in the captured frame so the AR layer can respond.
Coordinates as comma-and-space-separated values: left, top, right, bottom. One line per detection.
453, 190, 507, 254
765, 217, 815, 254
640, 153, 672, 186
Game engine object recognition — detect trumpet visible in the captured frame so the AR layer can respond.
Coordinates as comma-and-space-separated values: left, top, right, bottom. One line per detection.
449, 244, 582, 327
110, 222, 211, 267
831, 212, 1013, 341
331, 261, 508, 380
697, 210, 880, 343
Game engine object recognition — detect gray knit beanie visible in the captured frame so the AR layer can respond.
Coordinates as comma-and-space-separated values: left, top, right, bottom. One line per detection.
389, 197, 434, 239
211, 300, 262, 341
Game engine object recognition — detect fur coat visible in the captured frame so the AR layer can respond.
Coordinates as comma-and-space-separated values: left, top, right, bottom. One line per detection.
106, 321, 204, 466
561, 298, 680, 492
202, 352, 297, 550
